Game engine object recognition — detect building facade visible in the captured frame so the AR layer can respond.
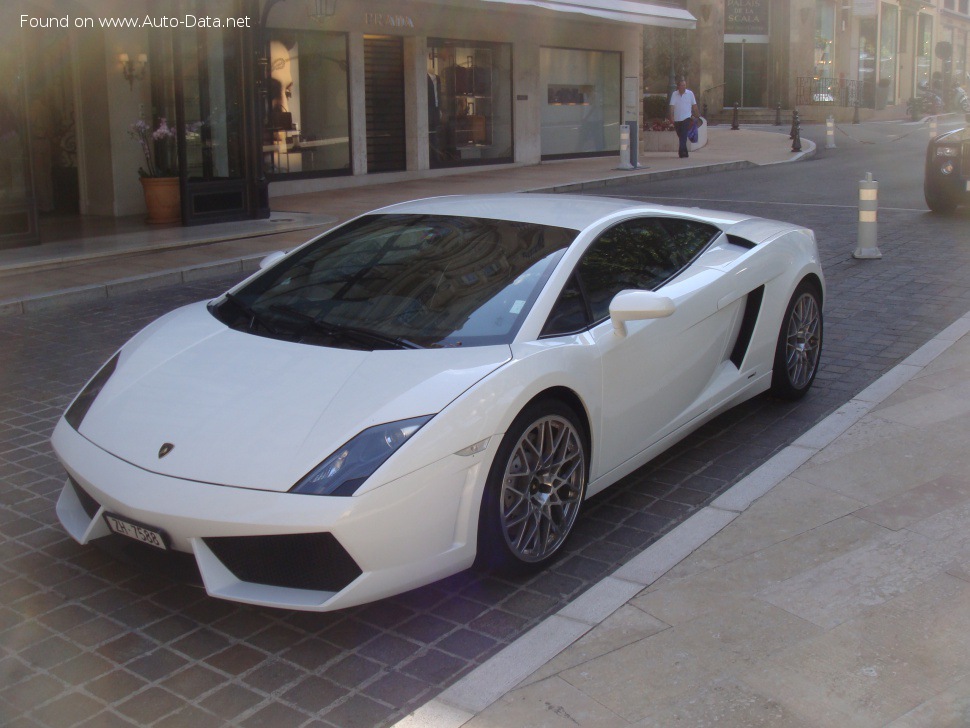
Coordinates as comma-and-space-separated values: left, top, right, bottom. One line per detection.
645, 0, 969, 120
0, 0, 693, 249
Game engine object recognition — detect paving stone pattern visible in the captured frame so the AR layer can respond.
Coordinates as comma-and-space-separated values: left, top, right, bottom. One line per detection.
3, 181, 970, 725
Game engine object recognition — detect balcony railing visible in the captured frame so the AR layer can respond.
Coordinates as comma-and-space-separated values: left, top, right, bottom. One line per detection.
796, 77, 876, 109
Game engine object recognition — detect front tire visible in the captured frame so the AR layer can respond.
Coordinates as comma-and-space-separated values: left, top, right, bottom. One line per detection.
476, 400, 588, 572
770, 281, 823, 400
924, 181, 958, 214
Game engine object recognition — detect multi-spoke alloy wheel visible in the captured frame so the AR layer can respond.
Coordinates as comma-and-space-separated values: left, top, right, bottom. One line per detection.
771, 282, 823, 400
478, 401, 587, 570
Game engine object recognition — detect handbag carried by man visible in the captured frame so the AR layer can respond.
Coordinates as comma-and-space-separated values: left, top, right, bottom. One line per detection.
687, 117, 701, 143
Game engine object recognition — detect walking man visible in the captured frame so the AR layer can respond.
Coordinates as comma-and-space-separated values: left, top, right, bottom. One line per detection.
669, 78, 700, 159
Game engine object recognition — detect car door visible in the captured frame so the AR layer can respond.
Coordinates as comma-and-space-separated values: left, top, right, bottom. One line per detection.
572, 217, 744, 476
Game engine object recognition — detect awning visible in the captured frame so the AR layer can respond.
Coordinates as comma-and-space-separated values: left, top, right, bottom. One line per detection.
478, 0, 696, 29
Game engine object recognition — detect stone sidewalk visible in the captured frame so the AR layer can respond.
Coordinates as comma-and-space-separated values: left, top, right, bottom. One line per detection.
0, 126, 811, 315
398, 312, 970, 727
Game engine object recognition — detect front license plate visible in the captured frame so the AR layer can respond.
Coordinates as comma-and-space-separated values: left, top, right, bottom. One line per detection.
104, 513, 169, 550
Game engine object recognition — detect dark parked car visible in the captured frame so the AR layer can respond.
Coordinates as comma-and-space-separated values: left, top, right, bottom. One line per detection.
925, 126, 970, 213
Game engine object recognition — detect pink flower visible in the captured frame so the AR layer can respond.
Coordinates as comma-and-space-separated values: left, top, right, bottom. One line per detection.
128, 118, 176, 178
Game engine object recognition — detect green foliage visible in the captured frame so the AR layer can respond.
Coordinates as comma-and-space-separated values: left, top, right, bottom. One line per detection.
644, 94, 670, 120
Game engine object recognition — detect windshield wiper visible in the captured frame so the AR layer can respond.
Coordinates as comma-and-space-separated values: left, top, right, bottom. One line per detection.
224, 293, 280, 335
269, 305, 423, 350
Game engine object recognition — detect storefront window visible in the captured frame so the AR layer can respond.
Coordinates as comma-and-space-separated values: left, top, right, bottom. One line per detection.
917, 14, 933, 86
427, 39, 512, 168
957, 30, 967, 79
879, 3, 898, 103
540, 48, 620, 158
814, 2, 836, 82
182, 18, 243, 180
859, 18, 877, 107
0, 34, 36, 246
266, 30, 350, 176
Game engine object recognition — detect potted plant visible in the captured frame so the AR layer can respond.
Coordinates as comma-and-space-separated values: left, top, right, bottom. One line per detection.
128, 118, 180, 225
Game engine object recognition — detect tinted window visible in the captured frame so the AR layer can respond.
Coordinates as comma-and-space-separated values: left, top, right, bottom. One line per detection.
540, 275, 589, 337
212, 214, 577, 349
578, 217, 719, 322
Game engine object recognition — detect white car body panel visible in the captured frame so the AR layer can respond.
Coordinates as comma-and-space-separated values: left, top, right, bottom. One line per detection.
52, 194, 824, 611
77, 302, 510, 492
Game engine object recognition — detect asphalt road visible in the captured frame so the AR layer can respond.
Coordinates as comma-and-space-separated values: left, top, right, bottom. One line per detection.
2, 120, 970, 728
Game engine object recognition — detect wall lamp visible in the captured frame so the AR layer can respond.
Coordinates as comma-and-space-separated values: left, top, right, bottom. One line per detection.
120, 53, 148, 89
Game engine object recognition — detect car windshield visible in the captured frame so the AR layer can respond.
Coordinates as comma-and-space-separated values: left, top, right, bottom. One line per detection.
211, 213, 578, 349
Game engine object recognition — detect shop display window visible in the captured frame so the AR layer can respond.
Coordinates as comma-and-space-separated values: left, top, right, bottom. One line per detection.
814, 1, 835, 83
266, 30, 350, 176
879, 3, 898, 104
428, 39, 512, 168
540, 48, 620, 158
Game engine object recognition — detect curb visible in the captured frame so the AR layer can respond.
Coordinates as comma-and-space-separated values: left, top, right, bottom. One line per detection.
394, 309, 970, 728
0, 256, 265, 317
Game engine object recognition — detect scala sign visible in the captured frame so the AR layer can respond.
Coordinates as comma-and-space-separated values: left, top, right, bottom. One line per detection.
725, 0, 768, 36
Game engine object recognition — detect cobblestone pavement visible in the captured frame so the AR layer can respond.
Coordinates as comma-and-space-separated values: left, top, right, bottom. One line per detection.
3, 125, 970, 727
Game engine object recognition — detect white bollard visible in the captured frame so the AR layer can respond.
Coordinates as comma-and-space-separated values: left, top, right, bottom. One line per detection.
826, 115, 836, 149
616, 124, 634, 170
854, 172, 882, 260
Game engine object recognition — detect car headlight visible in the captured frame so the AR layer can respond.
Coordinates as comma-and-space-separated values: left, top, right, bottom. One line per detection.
940, 160, 956, 175
64, 353, 120, 431
290, 416, 433, 496
936, 145, 960, 157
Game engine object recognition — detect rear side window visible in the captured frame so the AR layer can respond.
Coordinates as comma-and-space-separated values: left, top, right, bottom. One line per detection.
541, 217, 719, 336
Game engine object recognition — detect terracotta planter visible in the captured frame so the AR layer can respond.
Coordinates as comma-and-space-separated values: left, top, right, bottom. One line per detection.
140, 177, 181, 225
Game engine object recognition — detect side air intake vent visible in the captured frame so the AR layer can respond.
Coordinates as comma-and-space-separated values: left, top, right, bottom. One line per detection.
730, 286, 765, 368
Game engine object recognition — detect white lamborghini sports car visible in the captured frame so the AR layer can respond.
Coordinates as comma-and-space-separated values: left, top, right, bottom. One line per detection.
53, 194, 824, 612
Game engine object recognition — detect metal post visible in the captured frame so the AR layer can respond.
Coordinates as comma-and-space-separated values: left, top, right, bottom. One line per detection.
929, 114, 938, 141
627, 121, 639, 168
854, 173, 882, 259
775, 103, 782, 126
791, 111, 802, 152
617, 124, 634, 170
731, 101, 740, 130
852, 100, 860, 125
789, 109, 797, 139
826, 115, 836, 149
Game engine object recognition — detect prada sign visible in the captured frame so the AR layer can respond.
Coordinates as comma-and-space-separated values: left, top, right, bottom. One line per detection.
365, 12, 415, 28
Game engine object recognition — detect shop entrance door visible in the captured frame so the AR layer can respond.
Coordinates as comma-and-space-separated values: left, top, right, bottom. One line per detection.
364, 35, 406, 174
0, 26, 38, 248
724, 42, 769, 107
171, 1, 256, 226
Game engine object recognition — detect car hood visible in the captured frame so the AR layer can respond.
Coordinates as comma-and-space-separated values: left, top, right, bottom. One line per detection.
77, 302, 511, 492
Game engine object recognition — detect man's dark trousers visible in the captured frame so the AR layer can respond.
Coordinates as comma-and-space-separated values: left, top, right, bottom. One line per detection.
675, 119, 691, 158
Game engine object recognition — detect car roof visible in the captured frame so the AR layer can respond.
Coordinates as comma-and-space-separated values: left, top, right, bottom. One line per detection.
372, 193, 756, 231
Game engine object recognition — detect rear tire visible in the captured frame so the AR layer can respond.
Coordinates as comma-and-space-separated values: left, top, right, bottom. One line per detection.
770, 281, 823, 400
476, 400, 588, 572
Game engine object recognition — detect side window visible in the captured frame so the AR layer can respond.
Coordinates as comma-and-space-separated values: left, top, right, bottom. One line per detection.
540, 275, 589, 337
578, 217, 719, 322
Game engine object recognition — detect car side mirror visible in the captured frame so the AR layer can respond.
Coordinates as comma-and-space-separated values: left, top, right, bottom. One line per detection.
609, 290, 675, 337
259, 251, 287, 270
